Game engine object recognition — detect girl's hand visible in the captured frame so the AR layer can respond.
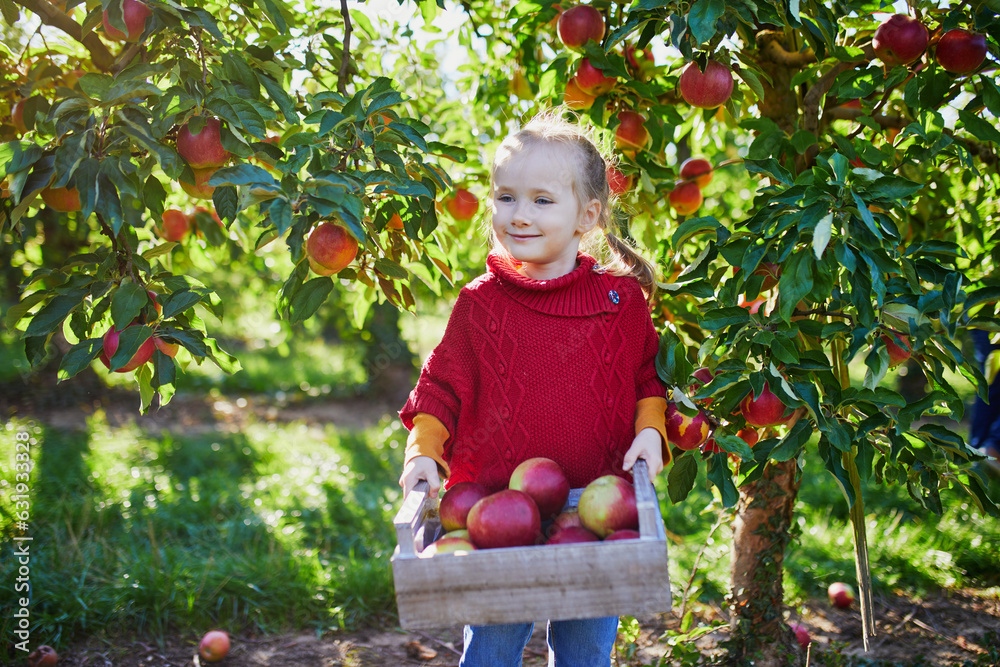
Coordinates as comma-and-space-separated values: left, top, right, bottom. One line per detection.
622, 427, 664, 483
399, 455, 442, 498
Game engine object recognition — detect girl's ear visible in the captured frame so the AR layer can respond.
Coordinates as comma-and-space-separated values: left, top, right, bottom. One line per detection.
577, 198, 601, 235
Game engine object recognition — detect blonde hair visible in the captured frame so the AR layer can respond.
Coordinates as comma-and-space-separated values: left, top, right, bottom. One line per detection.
488, 111, 658, 299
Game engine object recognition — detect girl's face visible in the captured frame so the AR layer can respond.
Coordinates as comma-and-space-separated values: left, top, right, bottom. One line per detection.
490, 143, 601, 281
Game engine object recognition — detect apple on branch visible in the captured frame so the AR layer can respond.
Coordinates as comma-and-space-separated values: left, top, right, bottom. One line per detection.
180, 167, 218, 200
678, 59, 734, 109
872, 14, 928, 67
606, 165, 633, 197
668, 181, 702, 216
564, 77, 596, 110
575, 58, 616, 95
101, 324, 155, 373
157, 209, 191, 242
740, 382, 789, 428
935, 29, 988, 75
679, 157, 713, 188
177, 117, 230, 169
614, 110, 649, 152
446, 188, 479, 221
665, 401, 711, 451
41, 185, 82, 212
306, 221, 359, 276
102, 0, 152, 43
556, 4, 604, 50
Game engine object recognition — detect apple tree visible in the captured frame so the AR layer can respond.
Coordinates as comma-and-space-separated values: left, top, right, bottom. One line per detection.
1, 0, 476, 412
439, 0, 1000, 663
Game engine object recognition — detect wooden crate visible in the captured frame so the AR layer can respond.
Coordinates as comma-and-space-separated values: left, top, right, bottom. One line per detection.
391, 460, 672, 630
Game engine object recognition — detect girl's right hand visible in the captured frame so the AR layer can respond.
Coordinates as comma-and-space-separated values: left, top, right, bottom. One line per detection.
399, 455, 442, 498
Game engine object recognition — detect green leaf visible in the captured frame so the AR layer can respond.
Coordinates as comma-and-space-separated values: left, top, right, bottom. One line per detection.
24, 289, 89, 337
867, 176, 923, 201
209, 163, 277, 187
256, 72, 299, 124
813, 211, 833, 258
667, 453, 698, 504
204, 338, 242, 374
374, 258, 409, 280
707, 453, 738, 508
687, 0, 724, 45
655, 327, 694, 387
213, 186, 239, 223
288, 277, 334, 325
769, 419, 812, 461
58, 338, 104, 381
111, 282, 148, 330
777, 252, 814, 322
700, 306, 750, 331
958, 109, 1000, 146
5, 291, 49, 330
108, 325, 152, 371
161, 289, 205, 320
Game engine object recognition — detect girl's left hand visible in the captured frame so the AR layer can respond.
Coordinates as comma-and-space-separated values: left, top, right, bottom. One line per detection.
622, 428, 664, 483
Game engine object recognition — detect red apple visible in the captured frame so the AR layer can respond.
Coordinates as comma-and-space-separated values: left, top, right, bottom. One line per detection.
604, 528, 641, 541
421, 535, 477, 557
439, 481, 490, 533
103, 324, 155, 373
678, 59, 734, 109
180, 167, 218, 200
882, 331, 911, 367
789, 622, 810, 650
198, 630, 230, 663
509, 457, 570, 520
467, 489, 541, 549
546, 526, 600, 544
158, 208, 190, 242
153, 336, 179, 358
665, 401, 711, 451
606, 165, 632, 196
935, 29, 987, 75
102, 0, 152, 42
614, 110, 649, 151
689, 367, 715, 405
737, 428, 760, 448
564, 77, 596, 110
739, 296, 767, 315
668, 181, 702, 216
827, 581, 855, 609
177, 117, 230, 169
306, 221, 359, 275
577, 475, 638, 539
575, 58, 616, 95
872, 14, 928, 67
27, 645, 59, 667
446, 188, 479, 221
679, 157, 713, 188
386, 212, 404, 230
41, 185, 82, 212
547, 509, 583, 537
740, 382, 789, 428
556, 4, 604, 50
443, 529, 470, 540
624, 43, 655, 79
11, 98, 27, 134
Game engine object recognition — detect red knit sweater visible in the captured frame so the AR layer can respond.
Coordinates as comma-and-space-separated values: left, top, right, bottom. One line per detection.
400, 252, 666, 492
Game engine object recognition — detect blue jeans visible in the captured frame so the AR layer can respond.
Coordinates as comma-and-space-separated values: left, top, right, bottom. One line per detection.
459, 616, 619, 667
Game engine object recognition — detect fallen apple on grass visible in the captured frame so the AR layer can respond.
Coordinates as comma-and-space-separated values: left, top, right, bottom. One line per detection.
198, 630, 230, 663
827, 581, 855, 609
27, 645, 59, 667
789, 622, 811, 650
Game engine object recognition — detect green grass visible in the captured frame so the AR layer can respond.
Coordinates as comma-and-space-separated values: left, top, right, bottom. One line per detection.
0, 411, 407, 647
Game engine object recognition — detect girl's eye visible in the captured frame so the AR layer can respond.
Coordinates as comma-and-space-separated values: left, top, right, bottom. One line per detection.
536, 197, 552, 205
497, 194, 514, 203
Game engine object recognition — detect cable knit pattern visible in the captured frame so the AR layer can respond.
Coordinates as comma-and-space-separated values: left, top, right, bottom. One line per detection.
400, 252, 666, 492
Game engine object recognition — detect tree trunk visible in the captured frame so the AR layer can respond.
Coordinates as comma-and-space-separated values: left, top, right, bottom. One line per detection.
728, 458, 804, 666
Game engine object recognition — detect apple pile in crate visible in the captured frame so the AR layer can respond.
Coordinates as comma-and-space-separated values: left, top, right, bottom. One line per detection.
421, 457, 640, 556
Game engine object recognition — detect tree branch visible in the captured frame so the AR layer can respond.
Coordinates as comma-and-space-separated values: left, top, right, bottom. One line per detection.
801, 46, 875, 137
338, 0, 352, 96
757, 31, 817, 68
14, 0, 115, 72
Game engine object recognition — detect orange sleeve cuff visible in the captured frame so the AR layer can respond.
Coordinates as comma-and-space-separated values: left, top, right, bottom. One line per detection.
636, 396, 671, 466
404, 412, 451, 478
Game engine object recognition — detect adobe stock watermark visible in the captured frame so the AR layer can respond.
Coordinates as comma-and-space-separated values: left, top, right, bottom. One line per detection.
8, 420, 35, 654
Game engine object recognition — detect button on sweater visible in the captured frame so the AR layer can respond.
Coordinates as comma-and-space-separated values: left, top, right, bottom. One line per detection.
400, 251, 668, 492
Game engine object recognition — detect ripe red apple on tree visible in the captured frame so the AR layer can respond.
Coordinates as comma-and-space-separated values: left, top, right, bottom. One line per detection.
574, 58, 616, 95
827, 581, 855, 609
198, 630, 230, 663
606, 165, 632, 196
467, 489, 541, 549
27, 645, 58, 667
180, 167, 218, 200
158, 209, 190, 242
872, 14, 929, 67
41, 185, 81, 212
881, 331, 911, 367
668, 180, 703, 216
740, 382, 789, 428
177, 117, 230, 169
738, 296, 767, 315
305, 221, 358, 275
102, 0, 152, 42
102, 324, 155, 373
508, 457, 570, 520
438, 481, 489, 532
679, 157, 713, 188
614, 110, 649, 151
386, 212, 404, 230
665, 401, 711, 451
546, 525, 600, 544
421, 535, 477, 556
935, 29, 988, 74
556, 4, 604, 50
623, 43, 655, 79
153, 335, 179, 358
446, 188, 479, 221
678, 59, 734, 109
564, 77, 596, 110
577, 474, 638, 538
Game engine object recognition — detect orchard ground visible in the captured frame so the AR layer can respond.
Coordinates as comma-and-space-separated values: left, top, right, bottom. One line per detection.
4, 374, 998, 667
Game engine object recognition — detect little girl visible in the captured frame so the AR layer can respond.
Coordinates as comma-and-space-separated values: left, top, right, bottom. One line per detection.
398, 112, 669, 666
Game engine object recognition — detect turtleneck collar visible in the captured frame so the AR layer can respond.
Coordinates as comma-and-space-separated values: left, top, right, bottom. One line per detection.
485, 251, 622, 316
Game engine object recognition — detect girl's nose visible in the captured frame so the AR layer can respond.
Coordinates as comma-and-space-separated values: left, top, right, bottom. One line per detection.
511, 203, 529, 226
